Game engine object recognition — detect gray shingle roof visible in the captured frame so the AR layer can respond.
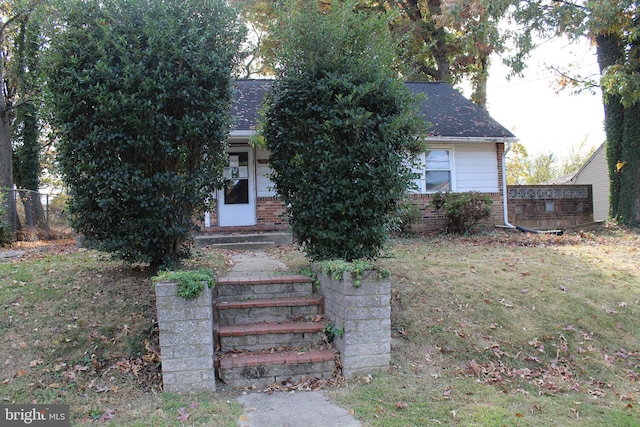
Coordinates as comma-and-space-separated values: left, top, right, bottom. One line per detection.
231, 79, 515, 139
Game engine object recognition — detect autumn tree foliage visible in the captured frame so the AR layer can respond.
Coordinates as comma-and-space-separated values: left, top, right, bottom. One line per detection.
367, 0, 529, 109
233, 0, 531, 109
47, 0, 245, 268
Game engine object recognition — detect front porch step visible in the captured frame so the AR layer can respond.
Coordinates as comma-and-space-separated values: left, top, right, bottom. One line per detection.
215, 275, 314, 300
218, 321, 326, 352
217, 349, 336, 388
194, 232, 293, 249
208, 241, 276, 251
216, 296, 323, 324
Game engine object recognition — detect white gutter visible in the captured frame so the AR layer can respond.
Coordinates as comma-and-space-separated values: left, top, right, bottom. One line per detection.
502, 140, 516, 228
230, 130, 255, 138
228, 130, 255, 143
425, 136, 519, 144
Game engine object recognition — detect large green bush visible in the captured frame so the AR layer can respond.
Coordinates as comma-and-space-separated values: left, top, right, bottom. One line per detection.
430, 191, 494, 234
262, 1, 425, 261
46, 0, 244, 268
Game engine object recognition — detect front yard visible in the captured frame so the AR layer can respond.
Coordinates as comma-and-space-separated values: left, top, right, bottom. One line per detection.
1, 226, 639, 426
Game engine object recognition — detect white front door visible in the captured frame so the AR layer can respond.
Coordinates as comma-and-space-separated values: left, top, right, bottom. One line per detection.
218, 148, 256, 226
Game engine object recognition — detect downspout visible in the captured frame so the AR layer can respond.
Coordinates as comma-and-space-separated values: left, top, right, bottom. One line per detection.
502, 140, 515, 228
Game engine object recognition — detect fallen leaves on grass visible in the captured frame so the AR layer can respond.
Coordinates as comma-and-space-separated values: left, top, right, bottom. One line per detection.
176, 407, 190, 422
395, 401, 409, 410
99, 408, 114, 422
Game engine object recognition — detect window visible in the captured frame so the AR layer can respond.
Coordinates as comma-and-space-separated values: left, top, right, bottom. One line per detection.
545, 201, 555, 212
425, 149, 451, 192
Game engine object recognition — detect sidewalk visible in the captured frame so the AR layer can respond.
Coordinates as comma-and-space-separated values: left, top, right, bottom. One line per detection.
226, 250, 362, 427
237, 389, 361, 427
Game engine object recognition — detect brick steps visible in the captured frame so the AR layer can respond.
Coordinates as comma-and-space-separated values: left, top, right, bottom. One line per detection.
216, 296, 323, 324
219, 321, 325, 337
214, 275, 336, 387
217, 296, 323, 310
217, 349, 336, 388
216, 275, 313, 300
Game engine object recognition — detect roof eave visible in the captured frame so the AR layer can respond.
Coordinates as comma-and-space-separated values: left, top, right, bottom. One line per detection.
229, 130, 255, 142
425, 136, 519, 144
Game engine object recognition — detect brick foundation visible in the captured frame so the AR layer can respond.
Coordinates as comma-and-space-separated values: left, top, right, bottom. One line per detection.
198, 192, 506, 234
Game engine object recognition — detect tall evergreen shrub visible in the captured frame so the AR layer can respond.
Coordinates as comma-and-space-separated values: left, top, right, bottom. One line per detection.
47, 0, 244, 268
262, 0, 425, 261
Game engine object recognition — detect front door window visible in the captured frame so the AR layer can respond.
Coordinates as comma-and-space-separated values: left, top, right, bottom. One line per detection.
224, 152, 249, 204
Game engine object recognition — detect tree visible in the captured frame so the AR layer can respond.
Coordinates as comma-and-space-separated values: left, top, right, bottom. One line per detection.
262, 0, 425, 261
46, 0, 245, 268
355, 0, 538, 109
0, 0, 43, 229
560, 138, 596, 175
506, 141, 530, 185
513, 0, 640, 224
507, 140, 596, 185
11, 10, 46, 228
235, 0, 529, 109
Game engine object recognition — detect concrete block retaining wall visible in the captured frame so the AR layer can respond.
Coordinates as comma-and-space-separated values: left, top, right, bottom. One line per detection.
155, 282, 216, 393
316, 270, 391, 377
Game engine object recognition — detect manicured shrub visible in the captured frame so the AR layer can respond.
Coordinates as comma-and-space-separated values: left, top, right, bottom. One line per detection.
430, 191, 493, 234
262, 1, 425, 261
47, 0, 244, 268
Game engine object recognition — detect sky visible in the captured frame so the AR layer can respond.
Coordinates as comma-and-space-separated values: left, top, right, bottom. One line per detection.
481, 37, 606, 159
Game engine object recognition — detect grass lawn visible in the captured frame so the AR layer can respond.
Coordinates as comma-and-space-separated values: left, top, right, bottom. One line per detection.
1, 226, 639, 426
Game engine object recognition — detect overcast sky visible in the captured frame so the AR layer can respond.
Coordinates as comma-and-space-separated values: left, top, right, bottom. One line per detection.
482, 36, 606, 159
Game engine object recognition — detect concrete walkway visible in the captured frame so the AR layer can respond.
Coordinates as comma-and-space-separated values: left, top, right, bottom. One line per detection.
237, 390, 360, 427
226, 251, 288, 277
227, 250, 362, 427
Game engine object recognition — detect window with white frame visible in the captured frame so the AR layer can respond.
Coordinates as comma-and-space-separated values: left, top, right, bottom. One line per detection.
425, 149, 452, 192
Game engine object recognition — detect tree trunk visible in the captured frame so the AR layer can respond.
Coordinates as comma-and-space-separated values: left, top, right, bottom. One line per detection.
596, 33, 625, 222
0, 25, 16, 230
470, 55, 489, 110
619, 102, 640, 223
13, 17, 45, 228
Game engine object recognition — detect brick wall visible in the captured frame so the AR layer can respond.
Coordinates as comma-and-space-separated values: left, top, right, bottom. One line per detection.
256, 196, 289, 230
507, 185, 593, 229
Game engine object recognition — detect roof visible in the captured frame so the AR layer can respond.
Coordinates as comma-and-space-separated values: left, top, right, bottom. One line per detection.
231, 79, 516, 140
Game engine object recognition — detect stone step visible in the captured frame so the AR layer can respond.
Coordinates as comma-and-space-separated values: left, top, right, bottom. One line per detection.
217, 321, 326, 353
208, 241, 276, 251
216, 296, 324, 325
215, 275, 314, 300
194, 232, 293, 249
217, 349, 336, 388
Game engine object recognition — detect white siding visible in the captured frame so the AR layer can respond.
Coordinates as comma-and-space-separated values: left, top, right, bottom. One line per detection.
256, 143, 500, 196
455, 144, 500, 193
574, 144, 609, 221
256, 148, 276, 197
454, 144, 499, 192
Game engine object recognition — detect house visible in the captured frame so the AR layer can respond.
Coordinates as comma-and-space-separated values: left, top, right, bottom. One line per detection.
200, 79, 517, 233
561, 142, 609, 222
